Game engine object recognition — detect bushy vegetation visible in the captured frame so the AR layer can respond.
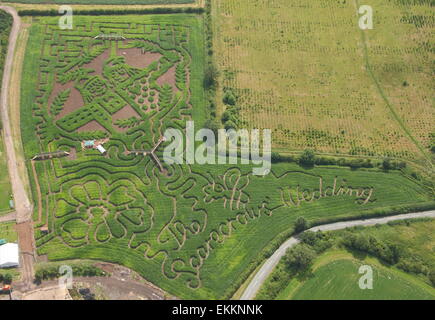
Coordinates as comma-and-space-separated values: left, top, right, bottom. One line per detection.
0, 273, 13, 285
294, 217, 309, 233
0, 10, 12, 135
34, 262, 106, 283
272, 150, 408, 171
0, 11, 12, 88
257, 219, 435, 299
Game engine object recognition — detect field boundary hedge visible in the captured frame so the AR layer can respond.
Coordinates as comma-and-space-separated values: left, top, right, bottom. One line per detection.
18, 7, 204, 16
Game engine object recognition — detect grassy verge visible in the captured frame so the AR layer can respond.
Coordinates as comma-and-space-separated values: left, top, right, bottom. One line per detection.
0, 135, 12, 214
0, 222, 18, 242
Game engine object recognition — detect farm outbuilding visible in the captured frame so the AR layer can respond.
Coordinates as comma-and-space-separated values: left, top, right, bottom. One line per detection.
97, 145, 107, 154
84, 140, 95, 148
0, 243, 19, 268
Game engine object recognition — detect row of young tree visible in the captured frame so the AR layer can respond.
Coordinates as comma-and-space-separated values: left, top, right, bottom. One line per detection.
273, 149, 408, 171
18, 7, 204, 17
0, 11, 13, 132
34, 263, 107, 284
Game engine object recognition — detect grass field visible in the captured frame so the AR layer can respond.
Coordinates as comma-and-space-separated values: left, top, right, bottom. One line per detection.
0, 135, 12, 214
18, 12, 435, 299
0, 222, 18, 243
212, 0, 434, 165
277, 251, 435, 300
259, 219, 435, 300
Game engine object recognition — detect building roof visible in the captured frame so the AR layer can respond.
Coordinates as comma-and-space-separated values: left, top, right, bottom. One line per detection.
84, 140, 95, 147
0, 243, 19, 268
96, 145, 107, 154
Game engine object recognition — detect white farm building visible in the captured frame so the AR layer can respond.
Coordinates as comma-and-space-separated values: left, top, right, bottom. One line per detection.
0, 243, 19, 268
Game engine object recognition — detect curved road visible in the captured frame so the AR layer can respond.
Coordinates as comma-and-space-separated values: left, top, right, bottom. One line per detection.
0, 5, 35, 289
240, 210, 435, 300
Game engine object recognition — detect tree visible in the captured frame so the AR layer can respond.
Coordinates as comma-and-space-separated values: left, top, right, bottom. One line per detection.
294, 217, 309, 233
204, 64, 218, 89
284, 244, 317, 271
298, 149, 315, 166
224, 120, 237, 130
429, 270, 435, 287
204, 119, 220, 135
382, 158, 392, 170
223, 90, 236, 106
2, 273, 12, 284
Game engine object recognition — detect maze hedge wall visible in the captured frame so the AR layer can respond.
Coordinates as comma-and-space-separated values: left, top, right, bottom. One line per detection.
20, 15, 434, 299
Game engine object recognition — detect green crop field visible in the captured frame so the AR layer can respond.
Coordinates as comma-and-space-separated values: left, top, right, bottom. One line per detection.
18, 12, 434, 299
213, 0, 434, 165
4, 0, 195, 5
279, 253, 435, 300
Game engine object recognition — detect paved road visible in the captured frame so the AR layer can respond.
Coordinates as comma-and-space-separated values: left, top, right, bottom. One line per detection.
0, 5, 35, 290
240, 210, 435, 300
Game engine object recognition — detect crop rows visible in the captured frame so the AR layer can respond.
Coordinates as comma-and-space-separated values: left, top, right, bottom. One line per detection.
213, 0, 433, 162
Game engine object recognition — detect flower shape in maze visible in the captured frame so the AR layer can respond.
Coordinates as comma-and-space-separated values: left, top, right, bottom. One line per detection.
56, 179, 153, 248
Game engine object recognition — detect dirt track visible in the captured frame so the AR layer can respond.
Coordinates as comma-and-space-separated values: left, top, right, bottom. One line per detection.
240, 210, 435, 300
0, 5, 35, 289
0, 211, 16, 223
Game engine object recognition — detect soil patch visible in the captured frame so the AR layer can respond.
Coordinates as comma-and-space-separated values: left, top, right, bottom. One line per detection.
82, 48, 110, 76
112, 105, 140, 121
77, 120, 107, 133
48, 80, 85, 120
117, 48, 162, 69
15, 221, 33, 253
57, 87, 85, 120
157, 65, 177, 92
67, 147, 77, 160
112, 105, 141, 133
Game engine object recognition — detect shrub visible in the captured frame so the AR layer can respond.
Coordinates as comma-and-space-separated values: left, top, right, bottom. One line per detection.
222, 90, 236, 106
204, 63, 218, 89
429, 270, 435, 287
382, 158, 392, 170
283, 244, 317, 271
298, 149, 316, 166
204, 119, 220, 135
0, 273, 13, 284
294, 217, 309, 233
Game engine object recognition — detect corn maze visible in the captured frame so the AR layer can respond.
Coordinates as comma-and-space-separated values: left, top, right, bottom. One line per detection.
19, 14, 433, 299
213, 0, 434, 163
